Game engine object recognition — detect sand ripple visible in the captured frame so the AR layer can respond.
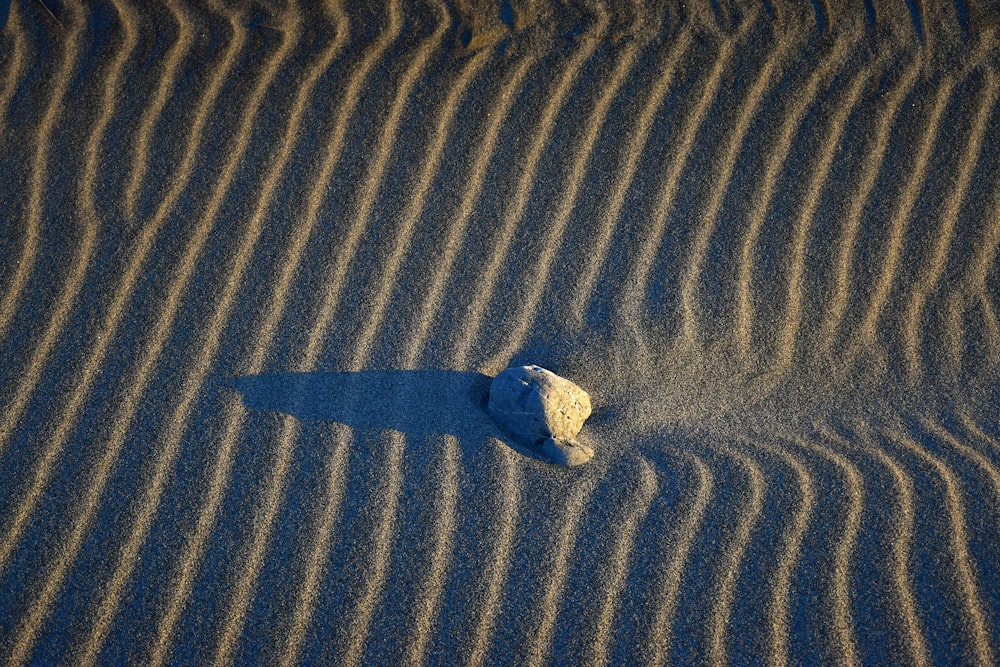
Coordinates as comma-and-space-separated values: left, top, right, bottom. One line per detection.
0, 1, 998, 665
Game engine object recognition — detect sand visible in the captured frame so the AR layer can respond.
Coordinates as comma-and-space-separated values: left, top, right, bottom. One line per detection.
0, 0, 999, 664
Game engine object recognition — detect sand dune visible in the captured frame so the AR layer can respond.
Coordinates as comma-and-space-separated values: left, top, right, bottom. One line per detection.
1, 1, 999, 665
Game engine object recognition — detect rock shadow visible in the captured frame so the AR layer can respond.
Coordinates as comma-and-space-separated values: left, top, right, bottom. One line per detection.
232, 369, 508, 446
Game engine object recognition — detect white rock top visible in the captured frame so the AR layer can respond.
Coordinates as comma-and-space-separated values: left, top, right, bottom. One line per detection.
487, 365, 593, 466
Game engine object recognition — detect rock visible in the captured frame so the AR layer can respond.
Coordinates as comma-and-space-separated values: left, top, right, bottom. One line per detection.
487, 365, 593, 466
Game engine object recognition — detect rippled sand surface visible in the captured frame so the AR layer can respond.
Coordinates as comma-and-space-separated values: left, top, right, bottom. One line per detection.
0, 1, 999, 664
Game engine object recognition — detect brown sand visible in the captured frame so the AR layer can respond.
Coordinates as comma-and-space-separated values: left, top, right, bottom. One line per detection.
0, 1, 999, 665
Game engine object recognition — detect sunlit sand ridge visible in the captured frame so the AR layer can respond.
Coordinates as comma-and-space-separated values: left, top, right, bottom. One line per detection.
0, 1, 998, 665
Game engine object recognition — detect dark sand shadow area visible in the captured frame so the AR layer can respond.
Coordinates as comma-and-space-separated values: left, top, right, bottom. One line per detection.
233, 369, 507, 445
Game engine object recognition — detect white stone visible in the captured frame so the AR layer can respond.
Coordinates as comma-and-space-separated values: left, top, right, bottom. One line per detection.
487, 365, 593, 466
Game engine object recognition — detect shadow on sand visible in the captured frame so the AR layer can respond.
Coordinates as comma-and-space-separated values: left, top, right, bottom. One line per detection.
232, 369, 510, 445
